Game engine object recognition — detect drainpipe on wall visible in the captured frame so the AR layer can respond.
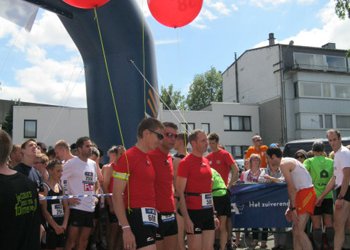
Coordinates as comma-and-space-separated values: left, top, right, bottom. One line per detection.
278, 45, 287, 144
235, 52, 239, 103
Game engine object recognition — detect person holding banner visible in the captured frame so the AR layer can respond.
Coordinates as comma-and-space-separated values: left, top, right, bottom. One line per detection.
266, 146, 316, 250
176, 129, 218, 250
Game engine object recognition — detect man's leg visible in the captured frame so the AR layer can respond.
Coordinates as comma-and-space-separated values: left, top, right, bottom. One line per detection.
65, 226, 80, 250
77, 227, 93, 250
176, 213, 186, 250
293, 213, 312, 250
311, 215, 323, 250
187, 234, 202, 250
202, 230, 215, 250
334, 201, 350, 250
163, 235, 178, 250
218, 216, 228, 250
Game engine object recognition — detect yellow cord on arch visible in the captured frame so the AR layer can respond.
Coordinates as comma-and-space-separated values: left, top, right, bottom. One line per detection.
93, 8, 131, 212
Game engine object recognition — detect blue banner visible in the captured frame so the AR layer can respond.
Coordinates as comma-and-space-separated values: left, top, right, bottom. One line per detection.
230, 183, 292, 228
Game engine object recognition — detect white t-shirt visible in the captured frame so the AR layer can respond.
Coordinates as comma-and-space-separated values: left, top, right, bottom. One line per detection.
62, 157, 97, 212
288, 158, 313, 191
334, 145, 350, 188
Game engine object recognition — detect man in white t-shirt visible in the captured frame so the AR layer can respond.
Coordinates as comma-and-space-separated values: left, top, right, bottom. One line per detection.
317, 129, 350, 250
62, 136, 98, 250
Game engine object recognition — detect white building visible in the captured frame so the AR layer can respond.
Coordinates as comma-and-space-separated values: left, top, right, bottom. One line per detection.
11, 102, 259, 158
223, 34, 350, 145
12, 105, 88, 147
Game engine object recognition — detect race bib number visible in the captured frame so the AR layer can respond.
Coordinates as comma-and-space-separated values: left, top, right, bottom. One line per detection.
84, 183, 94, 191
141, 207, 158, 227
51, 203, 64, 217
201, 193, 213, 208
161, 213, 175, 222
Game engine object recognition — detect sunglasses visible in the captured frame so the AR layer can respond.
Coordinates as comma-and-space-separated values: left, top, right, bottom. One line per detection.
165, 132, 178, 139
149, 129, 164, 140
296, 155, 305, 159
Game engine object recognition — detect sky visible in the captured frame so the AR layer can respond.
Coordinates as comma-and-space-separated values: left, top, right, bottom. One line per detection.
0, 0, 349, 108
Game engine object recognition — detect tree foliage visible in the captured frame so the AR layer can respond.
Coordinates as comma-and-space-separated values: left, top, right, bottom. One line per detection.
335, 0, 350, 19
186, 67, 223, 110
335, 0, 350, 57
160, 84, 186, 110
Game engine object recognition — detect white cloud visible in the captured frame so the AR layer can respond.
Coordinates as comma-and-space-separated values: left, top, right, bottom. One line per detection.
231, 4, 239, 12
249, 0, 289, 8
297, 0, 316, 4
207, 1, 231, 15
254, 0, 350, 50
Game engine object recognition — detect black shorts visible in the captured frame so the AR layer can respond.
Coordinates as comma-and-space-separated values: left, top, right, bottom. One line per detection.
187, 208, 215, 234
336, 186, 350, 202
126, 208, 157, 248
156, 212, 178, 240
213, 192, 231, 217
68, 209, 94, 228
314, 198, 333, 215
43, 227, 66, 249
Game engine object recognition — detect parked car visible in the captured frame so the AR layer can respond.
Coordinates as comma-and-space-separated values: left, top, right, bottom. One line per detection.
283, 137, 350, 158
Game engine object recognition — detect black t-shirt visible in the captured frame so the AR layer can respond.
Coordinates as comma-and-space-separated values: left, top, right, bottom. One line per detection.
0, 172, 41, 250
14, 163, 44, 192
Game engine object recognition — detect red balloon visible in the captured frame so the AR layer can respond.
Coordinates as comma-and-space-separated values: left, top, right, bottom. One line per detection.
148, 0, 203, 28
63, 0, 110, 9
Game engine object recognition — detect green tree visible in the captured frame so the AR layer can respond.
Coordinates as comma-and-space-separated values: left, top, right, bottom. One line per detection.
186, 67, 223, 110
160, 84, 186, 110
335, 0, 350, 56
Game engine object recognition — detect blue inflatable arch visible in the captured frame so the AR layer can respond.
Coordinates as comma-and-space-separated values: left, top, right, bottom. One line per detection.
26, 0, 159, 155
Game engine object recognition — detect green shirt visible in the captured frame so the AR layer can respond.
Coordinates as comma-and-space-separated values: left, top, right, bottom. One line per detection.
211, 168, 227, 197
304, 156, 333, 198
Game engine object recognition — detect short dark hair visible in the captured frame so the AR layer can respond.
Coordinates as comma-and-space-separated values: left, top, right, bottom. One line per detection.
47, 159, 62, 170
266, 146, 283, 159
189, 129, 205, 144
0, 130, 12, 165
76, 136, 90, 148
327, 129, 341, 139
137, 117, 164, 138
21, 138, 36, 149
177, 133, 188, 145
208, 132, 219, 142
163, 122, 178, 130
312, 140, 324, 152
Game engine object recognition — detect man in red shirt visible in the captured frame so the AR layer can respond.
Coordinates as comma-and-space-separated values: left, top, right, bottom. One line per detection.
148, 122, 178, 250
112, 117, 164, 250
206, 133, 239, 250
176, 129, 217, 250
245, 135, 268, 168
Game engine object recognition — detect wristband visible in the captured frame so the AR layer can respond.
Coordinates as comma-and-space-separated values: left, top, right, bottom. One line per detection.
122, 225, 131, 230
337, 195, 344, 200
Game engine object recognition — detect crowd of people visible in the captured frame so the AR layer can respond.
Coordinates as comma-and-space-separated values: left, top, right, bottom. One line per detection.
1, 117, 350, 250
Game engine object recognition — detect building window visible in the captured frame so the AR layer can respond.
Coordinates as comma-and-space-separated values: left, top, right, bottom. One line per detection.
296, 113, 333, 129
297, 81, 350, 99
24, 120, 37, 138
180, 122, 195, 133
336, 115, 350, 128
225, 145, 249, 159
224, 115, 251, 131
201, 123, 210, 134
325, 55, 346, 71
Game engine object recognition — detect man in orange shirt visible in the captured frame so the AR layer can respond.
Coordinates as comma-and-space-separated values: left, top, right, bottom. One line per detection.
245, 135, 268, 168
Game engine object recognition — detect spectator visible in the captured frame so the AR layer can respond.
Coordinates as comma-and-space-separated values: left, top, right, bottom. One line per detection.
34, 153, 49, 182
294, 149, 307, 163
245, 135, 268, 168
